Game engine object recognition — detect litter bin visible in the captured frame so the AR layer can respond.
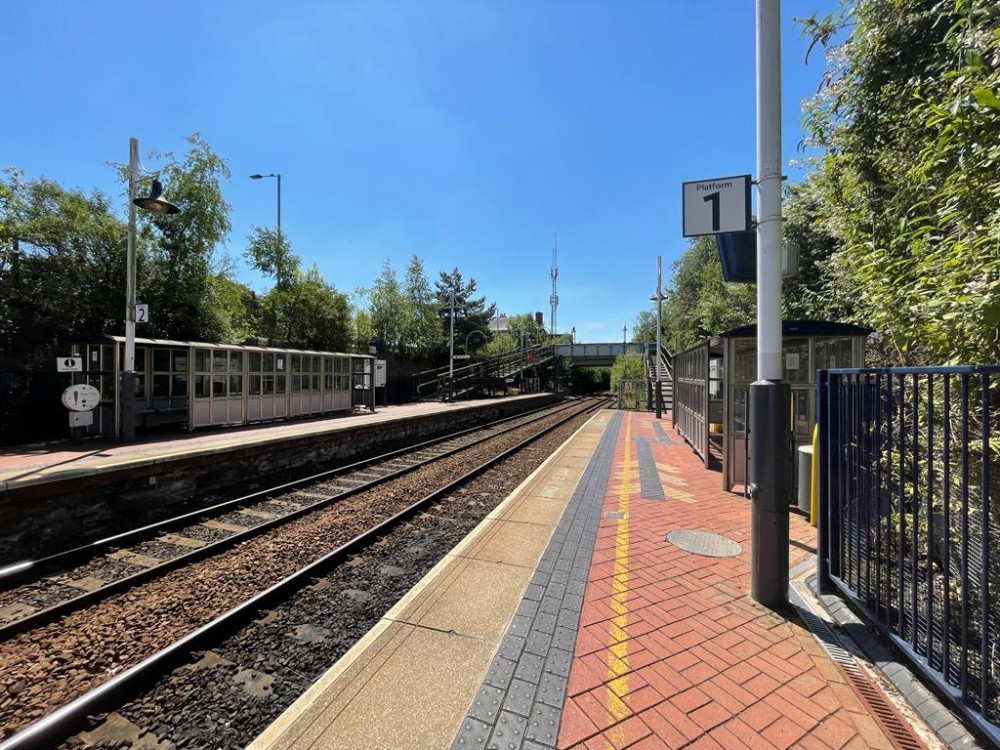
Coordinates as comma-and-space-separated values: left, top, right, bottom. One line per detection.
797, 445, 813, 513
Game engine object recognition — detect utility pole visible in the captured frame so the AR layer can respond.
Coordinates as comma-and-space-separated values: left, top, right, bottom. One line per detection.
751, 0, 790, 608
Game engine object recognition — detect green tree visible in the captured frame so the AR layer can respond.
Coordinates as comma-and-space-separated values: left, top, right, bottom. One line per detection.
402, 254, 442, 357
245, 226, 298, 289
135, 132, 233, 341
609, 353, 645, 388
661, 236, 755, 353
259, 265, 351, 350
0, 170, 126, 363
631, 309, 658, 345
434, 268, 496, 356
800, 0, 1000, 364
368, 259, 408, 352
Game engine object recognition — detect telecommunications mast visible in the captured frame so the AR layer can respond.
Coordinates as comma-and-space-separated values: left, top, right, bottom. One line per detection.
549, 235, 558, 343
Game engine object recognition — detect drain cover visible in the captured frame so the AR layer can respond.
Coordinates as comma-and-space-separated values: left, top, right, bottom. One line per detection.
666, 529, 742, 558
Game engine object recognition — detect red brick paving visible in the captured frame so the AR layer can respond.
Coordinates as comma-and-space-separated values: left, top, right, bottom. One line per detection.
557, 411, 924, 750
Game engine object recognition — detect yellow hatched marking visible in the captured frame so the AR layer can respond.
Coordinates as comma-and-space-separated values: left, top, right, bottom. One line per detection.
605, 413, 633, 747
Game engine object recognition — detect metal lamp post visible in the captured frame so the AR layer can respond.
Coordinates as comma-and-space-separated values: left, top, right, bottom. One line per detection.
751, 0, 790, 608
571, 326, 576, 345
651, 256, 664, 419
622, 325, 627, 347
448, 290, 456, 401
122, 137, 180, 442
250, 172, 282, 282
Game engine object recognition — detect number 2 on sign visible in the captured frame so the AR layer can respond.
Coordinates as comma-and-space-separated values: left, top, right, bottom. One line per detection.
135, 304, 149, 323
702, 192, 720, 232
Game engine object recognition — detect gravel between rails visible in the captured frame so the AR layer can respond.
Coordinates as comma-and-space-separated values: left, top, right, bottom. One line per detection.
0, 401, 598, 741
64, 406, 599, 750
0, 402, 572, 627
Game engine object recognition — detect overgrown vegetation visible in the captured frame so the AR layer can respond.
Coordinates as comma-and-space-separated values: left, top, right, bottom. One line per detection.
637, 0, 1000, 367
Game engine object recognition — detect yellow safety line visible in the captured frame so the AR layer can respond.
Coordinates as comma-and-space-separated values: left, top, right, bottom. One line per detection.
604, 413, 632, 746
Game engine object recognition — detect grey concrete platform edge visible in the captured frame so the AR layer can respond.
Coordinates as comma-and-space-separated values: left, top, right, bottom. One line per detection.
805, 575, 987, 749
450, 411, 624, 750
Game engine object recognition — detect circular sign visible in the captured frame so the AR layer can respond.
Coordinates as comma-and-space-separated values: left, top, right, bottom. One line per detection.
61, 384, 101, 412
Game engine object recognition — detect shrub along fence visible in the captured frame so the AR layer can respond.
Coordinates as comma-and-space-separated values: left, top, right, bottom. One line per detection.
817, 367, 999, 743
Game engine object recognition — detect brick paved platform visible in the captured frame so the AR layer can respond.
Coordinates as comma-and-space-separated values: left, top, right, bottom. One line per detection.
250, 409, 972, 750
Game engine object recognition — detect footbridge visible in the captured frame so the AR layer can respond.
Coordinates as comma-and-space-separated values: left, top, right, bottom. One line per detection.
552, 343, 644, 367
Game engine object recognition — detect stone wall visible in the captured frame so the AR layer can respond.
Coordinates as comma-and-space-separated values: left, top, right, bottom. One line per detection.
0, 395, 558, 563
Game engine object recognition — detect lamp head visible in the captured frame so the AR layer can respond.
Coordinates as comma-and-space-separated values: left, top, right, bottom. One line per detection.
133, 179, 180, 215
249, 174, 264, 179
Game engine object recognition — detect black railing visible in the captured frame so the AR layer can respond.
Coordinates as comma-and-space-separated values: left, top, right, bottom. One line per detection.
817, 367, 1000, 743
411, 346, 555, 401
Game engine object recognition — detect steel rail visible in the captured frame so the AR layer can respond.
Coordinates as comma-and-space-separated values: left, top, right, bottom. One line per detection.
0, 397, 608, 750
0, 399, 568, 587
0, 400, 581, 639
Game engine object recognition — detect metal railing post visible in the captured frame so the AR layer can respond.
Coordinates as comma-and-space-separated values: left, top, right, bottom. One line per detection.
816, 369, 833, 592
827, 371, 842, 583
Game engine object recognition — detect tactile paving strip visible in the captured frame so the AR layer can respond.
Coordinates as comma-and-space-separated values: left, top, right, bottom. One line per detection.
651, 420, 678, 445
665, 528, 742, 557
634, 438, 665, 500
451, 412, 623, 750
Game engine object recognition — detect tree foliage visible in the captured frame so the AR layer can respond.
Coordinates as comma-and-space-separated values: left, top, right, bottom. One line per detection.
800, 0, 1000, 364
0, 171, 125, 363
660, 236, 756, 354
434, 268, 496, 355
136, 132, 233, 341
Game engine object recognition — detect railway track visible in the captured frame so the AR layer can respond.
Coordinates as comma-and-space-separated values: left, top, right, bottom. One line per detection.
0, 397, 608, 749
0, 399, 582, 637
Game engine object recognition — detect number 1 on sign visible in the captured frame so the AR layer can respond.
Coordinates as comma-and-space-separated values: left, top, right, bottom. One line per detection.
702, 192, 720, 232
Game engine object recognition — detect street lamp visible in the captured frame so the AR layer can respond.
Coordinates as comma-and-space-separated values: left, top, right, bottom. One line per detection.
571, 326, 576, 345
465, 329, 487, 352
650, 256, 664, 419
622, 325, 628, 347
250, 173, 282, 282
122, 137, 180, 442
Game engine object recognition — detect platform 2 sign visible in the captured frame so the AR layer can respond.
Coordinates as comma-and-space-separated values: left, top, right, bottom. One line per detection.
682, 174, 752, 237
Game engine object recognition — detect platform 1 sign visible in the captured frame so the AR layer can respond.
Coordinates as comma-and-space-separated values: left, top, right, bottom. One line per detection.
56, 356, 82, 372
682, 174, 752, 237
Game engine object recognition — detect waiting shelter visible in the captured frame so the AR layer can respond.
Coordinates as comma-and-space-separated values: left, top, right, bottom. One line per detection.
672, 320, 869, 492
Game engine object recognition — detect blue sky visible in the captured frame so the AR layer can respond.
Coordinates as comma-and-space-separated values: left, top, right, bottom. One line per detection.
2, 1, 836, 344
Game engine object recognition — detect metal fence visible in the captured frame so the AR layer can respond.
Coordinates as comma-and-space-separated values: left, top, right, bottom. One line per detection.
817, 367, 1000, 742
673, 344, 709, 463
614, 380, 649, 411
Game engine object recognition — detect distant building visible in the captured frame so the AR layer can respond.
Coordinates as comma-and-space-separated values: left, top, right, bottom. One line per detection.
489, 314, 510, 333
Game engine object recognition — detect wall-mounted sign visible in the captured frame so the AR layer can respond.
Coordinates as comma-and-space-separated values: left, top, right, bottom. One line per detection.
61, 384, 101, 412
56, 357, 82, 372
682, 175, 752, 236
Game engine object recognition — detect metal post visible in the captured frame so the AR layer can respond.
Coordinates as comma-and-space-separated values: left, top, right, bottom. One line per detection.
750, 0, 790, 608
655, 256, 663, 419
122, 137, 139, 442
448, 290, 455, 401
816, 370, 833, 592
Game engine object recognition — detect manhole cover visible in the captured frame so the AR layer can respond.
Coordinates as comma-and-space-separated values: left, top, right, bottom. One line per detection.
666, 529, 742, 558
